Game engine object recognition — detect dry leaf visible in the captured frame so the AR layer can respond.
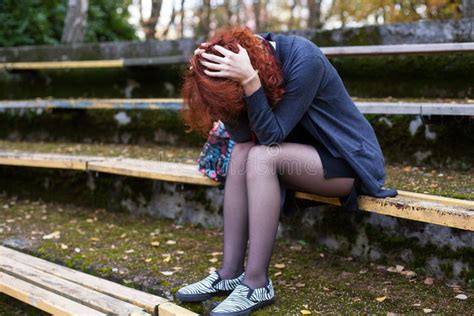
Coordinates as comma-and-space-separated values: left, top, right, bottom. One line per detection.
166, 240, 176, 245
125, 249, 135, 254
74, 247, 81, 253
43, 231, 61, 240
209, 258, 218, 263
274, 263, 286, 269
144, 258, 152, 263
455, 294, 467, 300
396, 265, 404, 272
150, 241, 160, 247
423, 308, 433, 314
401, 270, 416, 278
274, 271, 282, 277
295, 282, 305, 288
323, 287, 330, 291
211, 251, 223, 256
60, 243, 68, 249
301, 310, 311, 315
160, 271, 174, 276
387, 266, 398, 273
120, 233, 127, 238
375, 296, 387, 302
90, 237, 100, 241
176, 250, 185, 255
163, 256, 171, 263
424, 277, 434, 285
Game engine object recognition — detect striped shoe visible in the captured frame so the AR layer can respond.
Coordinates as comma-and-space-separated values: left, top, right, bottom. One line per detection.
175, 271, 245, 302
210, 279, 275, 316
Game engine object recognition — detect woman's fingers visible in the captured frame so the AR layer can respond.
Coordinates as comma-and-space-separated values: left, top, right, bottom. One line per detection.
200, 52, 226, 64
203, 69, 226, 77
199, 59, 227, 71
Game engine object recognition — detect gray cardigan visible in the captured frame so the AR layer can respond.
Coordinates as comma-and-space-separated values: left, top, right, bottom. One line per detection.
223, 31, 398, 212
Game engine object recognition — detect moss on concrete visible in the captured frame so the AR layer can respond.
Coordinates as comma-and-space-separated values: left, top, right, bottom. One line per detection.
0, 194, 472, 314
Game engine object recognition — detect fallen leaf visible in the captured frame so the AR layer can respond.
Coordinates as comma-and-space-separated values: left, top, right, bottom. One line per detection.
163, 256, 171, 263
176, 250, 185, 255
423, 308, 433, 314
43, 231, 61, 240
150, 241, 160, 247
74, 247, 81, 253
295, 282, 305, 288
387, 266, 398, 273
209, 258, 218, 263
359, 269, 368, 274
60, 243, 68, 249
166, 240, 176, 245
424, 277, 434, 285
90, 237, 100, 241
401, 270, 417, 278
144, 258, 152, 263
396, 265, 404, 272
290, 244, 302, 251
120, 233, 127, 238
376, 296, 387, 302
455, 294, 468, 300
274, 263, 286, 269
160, 271, 174, 276
319, 253, 325, 258
211, 251, 223, 256
274, 271, 282, 277
125, 249, 135, 254
301, 310, 311, 315
323, 287, 330, 291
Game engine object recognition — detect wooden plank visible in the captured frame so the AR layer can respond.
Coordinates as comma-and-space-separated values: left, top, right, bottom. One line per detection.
322, 42, 474, 57
0, 246, 168, 313
295, 191, 473, 231
0, 98, 183, 110
1, 99, 473, 116
0, 272, 106, 316
0, 59, 124, 70
0, 151, 471, 230
0, 151, 103, 170
0, 257, 149, 315
397, 190, 474, 208
88, 158, 219, 186
158, 302, 198, 316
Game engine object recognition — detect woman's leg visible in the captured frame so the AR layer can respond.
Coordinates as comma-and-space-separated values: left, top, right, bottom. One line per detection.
243, 142, 355, 289
217, 141, 255, 279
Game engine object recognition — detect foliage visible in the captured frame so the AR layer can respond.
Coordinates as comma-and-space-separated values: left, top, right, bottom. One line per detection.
0, 0, 136, 47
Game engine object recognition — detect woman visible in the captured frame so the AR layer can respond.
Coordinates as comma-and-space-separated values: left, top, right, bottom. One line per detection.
177, 26, 397, 315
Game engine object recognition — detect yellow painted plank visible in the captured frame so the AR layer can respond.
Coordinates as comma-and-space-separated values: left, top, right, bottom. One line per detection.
88, 158, 219, 186
0, 59, 124, 70
0, 272, 106, 316
295, 191, 473, 231
0, 246, 168, 313
0, 257, 149, 315
396, 189, 474, 208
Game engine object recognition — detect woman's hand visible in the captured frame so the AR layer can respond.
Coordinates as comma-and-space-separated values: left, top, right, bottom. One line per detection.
189, 42, 210, 70
199, 44, 257, 85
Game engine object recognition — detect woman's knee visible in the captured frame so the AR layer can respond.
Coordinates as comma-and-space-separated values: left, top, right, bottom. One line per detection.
245, 144, 278, 179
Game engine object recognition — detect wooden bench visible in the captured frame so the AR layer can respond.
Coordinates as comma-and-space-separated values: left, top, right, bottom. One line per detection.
0, 150, 472, 231
1, 42, 473, 70
1, 98, 473, 116
0, 246, 196, 316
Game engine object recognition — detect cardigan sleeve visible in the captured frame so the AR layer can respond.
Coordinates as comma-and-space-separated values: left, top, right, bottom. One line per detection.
244, 54, 325, 145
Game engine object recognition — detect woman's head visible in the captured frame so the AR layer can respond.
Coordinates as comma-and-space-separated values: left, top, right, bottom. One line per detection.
180, 25, 285, 137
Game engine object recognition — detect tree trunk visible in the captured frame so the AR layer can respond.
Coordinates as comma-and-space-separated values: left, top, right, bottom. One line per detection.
141, 0, 163, 40
61, 0, 89, 43
162, 2, 177, 39
180, 0, 186, 38
307, 0, 322, 29
198, 0, 211, 37
254, 0, 261, 31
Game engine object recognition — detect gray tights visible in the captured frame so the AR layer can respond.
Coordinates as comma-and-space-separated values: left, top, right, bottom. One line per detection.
217, 141, 355, 289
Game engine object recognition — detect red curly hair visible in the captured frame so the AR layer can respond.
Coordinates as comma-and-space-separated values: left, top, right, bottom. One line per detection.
180, 25, 285, 137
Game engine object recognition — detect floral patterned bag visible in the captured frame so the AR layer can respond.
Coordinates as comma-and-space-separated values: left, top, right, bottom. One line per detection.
197, 120, 235, 186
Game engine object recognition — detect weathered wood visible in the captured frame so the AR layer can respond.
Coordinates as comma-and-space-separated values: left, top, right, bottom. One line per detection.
0, 151, 104, 170
0, 246, 168, 313
158, 302, 198, 316
0, 151, 472, 231
295, 192, 474, 231
88, 158, 216, 186
0, 257, 149, 315
322, 42, 474, 57
0, 42, 472, 70
0, 272, 106, 316
1, 99, 473, 116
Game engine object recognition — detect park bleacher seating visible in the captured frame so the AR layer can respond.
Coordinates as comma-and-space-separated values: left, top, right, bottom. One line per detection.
0, 246, 196, 315
0, 150, 472, 231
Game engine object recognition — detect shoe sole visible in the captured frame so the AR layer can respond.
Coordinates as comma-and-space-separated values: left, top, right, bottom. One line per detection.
175, 290, 233, 302
209, 297, 275, 316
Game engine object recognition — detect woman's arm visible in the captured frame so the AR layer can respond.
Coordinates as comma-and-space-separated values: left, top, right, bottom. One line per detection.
244, 55, 325, 145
